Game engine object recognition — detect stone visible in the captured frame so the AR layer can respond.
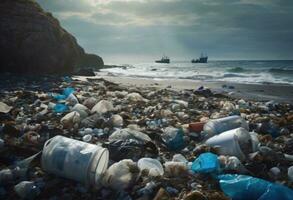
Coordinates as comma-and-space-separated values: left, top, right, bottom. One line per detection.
0, 0, 103, 74
60, 111, 80, 129
91, 100, 114, 114
0, 102, 12, 113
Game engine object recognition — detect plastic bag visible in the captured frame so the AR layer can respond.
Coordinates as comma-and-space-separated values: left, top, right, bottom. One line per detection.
218, 174, 293, 200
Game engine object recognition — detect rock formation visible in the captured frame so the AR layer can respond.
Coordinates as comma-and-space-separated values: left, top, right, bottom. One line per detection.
0, 0, 103, 74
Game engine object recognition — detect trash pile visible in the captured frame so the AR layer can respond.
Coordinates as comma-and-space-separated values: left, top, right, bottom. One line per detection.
0, 75, 293, 199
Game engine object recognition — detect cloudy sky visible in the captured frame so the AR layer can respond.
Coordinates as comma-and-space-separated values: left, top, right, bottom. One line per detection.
37, 0, 293, 63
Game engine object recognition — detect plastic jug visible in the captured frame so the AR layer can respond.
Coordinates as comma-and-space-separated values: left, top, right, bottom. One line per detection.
41, 135, 109, 187
203, 115, 249, 137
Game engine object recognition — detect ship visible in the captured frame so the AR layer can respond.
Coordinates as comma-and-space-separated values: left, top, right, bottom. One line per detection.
191, 53, 208, 63
155, 55, 170, 63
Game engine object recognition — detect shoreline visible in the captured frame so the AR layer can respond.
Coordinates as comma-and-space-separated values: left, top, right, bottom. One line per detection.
75, 74, 293, 104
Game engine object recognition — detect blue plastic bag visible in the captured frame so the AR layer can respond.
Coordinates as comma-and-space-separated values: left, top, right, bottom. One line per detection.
54, 104, 69, 113
191, 152, 220, 173
218, 174, 293, 200
63, 87, 75, 97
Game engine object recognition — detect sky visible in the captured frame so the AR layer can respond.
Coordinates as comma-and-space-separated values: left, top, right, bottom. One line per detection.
37, 0, 293, 63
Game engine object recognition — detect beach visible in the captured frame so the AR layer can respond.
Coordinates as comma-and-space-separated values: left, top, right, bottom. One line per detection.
79, 74, 293, 103
0, 74, 293, 199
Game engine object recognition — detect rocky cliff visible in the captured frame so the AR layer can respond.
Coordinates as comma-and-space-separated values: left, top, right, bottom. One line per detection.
0, 0, 103, 74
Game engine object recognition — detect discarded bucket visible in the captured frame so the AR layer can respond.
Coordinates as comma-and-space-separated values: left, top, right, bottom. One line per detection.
203, 115, 249, 137
41, 135, 109, 187
205, 128, 259, 161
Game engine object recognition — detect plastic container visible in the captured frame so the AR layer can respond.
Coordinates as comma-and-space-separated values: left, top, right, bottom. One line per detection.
205, 128, 258, 161
218, 174, 293, 200
138, 158, 164, 177
203, 115, 249, 137
41, 135, 109, 187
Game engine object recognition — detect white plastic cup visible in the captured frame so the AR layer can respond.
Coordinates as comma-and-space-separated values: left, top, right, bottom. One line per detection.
205, 128, 258, 161
203, 115, 249, 137
41, 135, 109, 187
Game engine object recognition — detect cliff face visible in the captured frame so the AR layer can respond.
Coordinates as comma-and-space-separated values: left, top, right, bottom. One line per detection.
0, 0, 103, 74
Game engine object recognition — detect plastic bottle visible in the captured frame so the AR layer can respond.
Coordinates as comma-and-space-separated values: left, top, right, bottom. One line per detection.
203, 115, 249, 137
161, 127, 185, 151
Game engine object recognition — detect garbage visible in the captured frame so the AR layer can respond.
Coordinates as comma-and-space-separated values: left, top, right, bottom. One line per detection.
161, 127, 185, 151
257, 121, 280, 138
91, 100, 114, 114
106, 140, 158, 161
109, 128, 151, 143
288, 166, 293, 182
14, 181, 41, 199
0, 102, 12, 113
101, 159, 140, 190
206, 128, 259, 161
72, 103, 89, 119
189, 122, 205, 134
60, 111, 80, 129
164, 161, 188, 177
137, 158, 164, 177
0, 76, 293, 199
203, 115, 249, 137
53, 103, 69, 113
41, 135, 109, 187
191, 152, 220, 174
218, 174, 293, 200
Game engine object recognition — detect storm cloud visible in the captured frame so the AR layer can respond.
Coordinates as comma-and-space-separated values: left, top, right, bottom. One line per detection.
37, 0, 293, 62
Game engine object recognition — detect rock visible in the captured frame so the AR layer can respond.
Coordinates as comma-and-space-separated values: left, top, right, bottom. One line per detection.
83, 97, 98, 110
110, 114, 123, 127
0, 102, 12, 113
60, 111, 80, 129
75, 68, 96, 76
126, 93, 148, 102
0, 0, 103, 74
91, 100, 114, 114
72, 103, 89, 119
101, 159, 140, 190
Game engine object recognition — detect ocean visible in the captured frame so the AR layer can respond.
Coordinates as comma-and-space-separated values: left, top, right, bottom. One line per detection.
100, 60, 293, 85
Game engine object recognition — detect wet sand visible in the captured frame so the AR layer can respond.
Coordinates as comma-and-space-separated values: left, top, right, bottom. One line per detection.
75, 74, 293, 103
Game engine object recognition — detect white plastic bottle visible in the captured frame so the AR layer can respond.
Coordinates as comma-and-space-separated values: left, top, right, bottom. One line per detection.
203, 115, 249, 137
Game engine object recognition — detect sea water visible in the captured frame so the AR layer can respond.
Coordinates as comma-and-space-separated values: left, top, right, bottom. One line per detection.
99, 60, 293, 85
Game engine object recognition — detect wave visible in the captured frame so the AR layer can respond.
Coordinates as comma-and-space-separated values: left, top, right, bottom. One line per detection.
226, 67, 246, 73
222, 73, 247, 78
269, 68, 293, 74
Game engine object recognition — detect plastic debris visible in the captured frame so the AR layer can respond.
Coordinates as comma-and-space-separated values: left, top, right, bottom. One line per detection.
191, 152, 220, 174
137, 158, 164, 177
0, 102, 12, 113
218, 174, 293, 200
161, 127, 185, 151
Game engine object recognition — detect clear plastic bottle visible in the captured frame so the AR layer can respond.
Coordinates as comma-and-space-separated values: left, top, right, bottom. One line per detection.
203, 115, 249, 137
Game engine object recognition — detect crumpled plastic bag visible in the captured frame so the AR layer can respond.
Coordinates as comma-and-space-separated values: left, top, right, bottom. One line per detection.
218, 174, 293, 200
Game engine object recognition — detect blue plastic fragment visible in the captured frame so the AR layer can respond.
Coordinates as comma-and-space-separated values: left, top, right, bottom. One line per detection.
63, 87, 75, 97
53, 94, 67, 101
218, 174, 293, 200
63, 76, 72, 83
166, 128, 185, 151
191, 152, 220, 173
54, 104, 69, 113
